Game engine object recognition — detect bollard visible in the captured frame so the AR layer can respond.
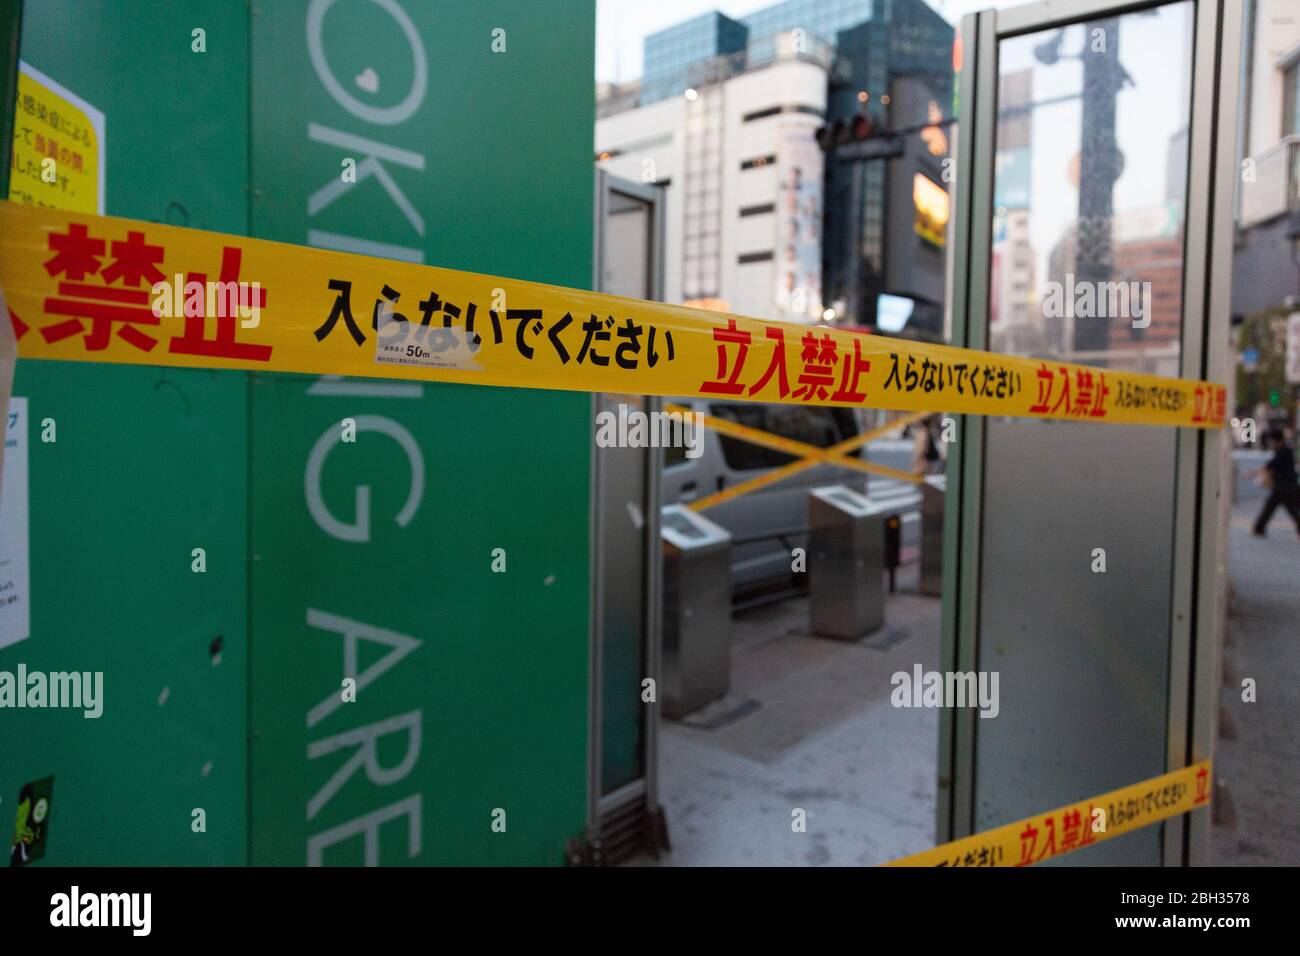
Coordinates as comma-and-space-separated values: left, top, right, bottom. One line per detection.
808, 485, 885, 640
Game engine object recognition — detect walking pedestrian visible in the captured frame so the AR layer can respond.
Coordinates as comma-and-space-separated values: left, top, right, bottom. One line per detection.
911, 415, 942, 476
1249, 430, 1300, 537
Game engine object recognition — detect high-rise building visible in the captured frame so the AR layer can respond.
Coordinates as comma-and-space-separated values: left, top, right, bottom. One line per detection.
989, 68, 1037, 354
818, 1, 955, 334
1233, 0, 1300, 321
597, 33, 834, 320
1231, 0, 1300, 418
642, 12, 750, 104
596, 0, 955, 330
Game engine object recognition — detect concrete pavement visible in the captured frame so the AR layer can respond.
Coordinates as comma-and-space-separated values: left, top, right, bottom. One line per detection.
645, 562, 941, 867
1209, 453, 1300, 865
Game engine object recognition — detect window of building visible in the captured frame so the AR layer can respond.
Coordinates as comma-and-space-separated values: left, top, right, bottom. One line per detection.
1285, 61, 1300, 138
742, 104, 826, 122
740, 154, 777, 170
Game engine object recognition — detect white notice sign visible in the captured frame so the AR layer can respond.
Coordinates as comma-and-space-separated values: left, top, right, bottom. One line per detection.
0, 396, 30, 649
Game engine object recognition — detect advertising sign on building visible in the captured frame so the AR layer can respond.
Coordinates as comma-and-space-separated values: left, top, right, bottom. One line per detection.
774, 121, 824, 321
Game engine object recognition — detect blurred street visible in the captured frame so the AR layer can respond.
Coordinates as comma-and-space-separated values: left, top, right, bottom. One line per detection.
651, 579, 940, 866
1210, 452, 1300, 865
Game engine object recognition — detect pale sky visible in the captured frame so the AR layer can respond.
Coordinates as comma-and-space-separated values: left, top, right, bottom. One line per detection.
595, 0, 1017, 83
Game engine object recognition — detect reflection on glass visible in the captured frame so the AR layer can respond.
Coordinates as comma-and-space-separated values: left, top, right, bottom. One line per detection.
603, 191, 653, 299
989, 2, 1194, 377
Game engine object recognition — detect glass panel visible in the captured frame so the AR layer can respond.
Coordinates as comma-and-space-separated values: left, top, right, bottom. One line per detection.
602, 190, 652, 300
598, 185, 657, 794
598, 390, 649, 794
989, 2, 1194, 377
973, 1, 1196, 866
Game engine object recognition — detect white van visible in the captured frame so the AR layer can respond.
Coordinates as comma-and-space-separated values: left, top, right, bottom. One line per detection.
662, 400, 870, 605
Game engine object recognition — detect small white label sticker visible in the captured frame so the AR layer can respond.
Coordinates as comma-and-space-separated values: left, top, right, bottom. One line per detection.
374, 302, 483, 372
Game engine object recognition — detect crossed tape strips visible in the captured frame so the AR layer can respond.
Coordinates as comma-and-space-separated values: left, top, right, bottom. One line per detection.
665, 403, 929, 511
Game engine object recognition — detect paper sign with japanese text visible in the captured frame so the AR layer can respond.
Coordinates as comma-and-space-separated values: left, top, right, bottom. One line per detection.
8, 63, 104, 215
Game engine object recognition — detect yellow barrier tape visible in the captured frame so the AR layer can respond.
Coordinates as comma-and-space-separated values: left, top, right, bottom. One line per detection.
885, 760, 1211, 867
666, 403, 826, 459
688, 457, 821, 513
0, 202, 1226, 428
668, 404, 928, 511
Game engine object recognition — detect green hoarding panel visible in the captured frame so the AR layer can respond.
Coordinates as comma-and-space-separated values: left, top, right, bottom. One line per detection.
1, 1, 251, 865
2, 363, 250, 866
247, 377, 592, 865
246, 1, 595, 864
16, 0, 251, 234
3, 0, 596, 867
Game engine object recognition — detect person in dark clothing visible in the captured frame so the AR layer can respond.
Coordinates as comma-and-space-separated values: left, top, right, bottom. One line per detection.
1250, 430, 1300, 537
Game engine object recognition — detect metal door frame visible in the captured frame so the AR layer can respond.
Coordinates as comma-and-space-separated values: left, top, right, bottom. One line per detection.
588, 170, 667, 836
940, 0, 1241, 865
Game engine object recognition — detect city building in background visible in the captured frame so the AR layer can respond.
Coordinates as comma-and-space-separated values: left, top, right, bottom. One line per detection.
979, 7, 1194, 380
597, 34, 833, 320
1233, 0, 1300, 418
989, 67, 1036, 352
818, 1, 955, 336
1235, 0, 1300, 318
642, 11, 750, 104
1040, 204, 1186, 377
596, 0, 955, 331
